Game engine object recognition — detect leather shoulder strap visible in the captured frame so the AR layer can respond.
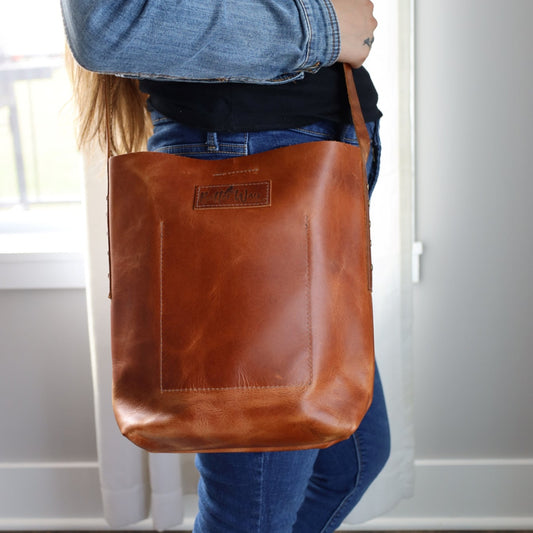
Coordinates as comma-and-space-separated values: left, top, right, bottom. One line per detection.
343, 63, 370, 166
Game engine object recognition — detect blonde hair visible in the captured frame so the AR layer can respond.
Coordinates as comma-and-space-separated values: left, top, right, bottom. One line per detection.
65, 47, 152, 155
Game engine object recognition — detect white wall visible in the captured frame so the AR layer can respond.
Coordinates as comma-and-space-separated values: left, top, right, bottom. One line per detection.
413, 0, 533, 461
0, 289, 103, 527
385, 0, 533, 527
0, 0, 532, 529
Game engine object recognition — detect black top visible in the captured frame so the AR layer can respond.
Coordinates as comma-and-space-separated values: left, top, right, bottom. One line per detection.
140, 64, 381, 132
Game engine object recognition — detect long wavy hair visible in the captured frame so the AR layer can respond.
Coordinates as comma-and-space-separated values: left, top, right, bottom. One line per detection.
65, 46, 152, 155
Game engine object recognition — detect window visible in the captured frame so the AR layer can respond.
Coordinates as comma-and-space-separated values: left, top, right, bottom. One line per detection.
1, 2, 85, 288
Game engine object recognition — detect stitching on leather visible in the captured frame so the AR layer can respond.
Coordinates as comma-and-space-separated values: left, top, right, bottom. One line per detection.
304, 215, 314, 387
160, 220, 165, 392
154, 145, 248, 156
212, 168, 259, 177
163, 384, 311, 392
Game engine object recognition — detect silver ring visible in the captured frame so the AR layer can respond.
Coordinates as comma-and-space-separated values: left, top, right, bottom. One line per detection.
363, 36, 375, 48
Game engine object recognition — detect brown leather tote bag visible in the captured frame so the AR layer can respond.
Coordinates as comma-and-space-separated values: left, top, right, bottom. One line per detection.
107, 64, 375, 453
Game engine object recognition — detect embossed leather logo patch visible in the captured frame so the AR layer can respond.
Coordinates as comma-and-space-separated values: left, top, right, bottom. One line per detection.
194, 181, 271, 209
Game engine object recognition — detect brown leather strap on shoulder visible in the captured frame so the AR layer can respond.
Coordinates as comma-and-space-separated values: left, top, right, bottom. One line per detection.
343, 63, 370, 166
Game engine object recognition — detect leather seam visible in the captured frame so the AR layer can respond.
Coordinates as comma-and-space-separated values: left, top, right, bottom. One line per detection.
212, 168, 259, 177
160, 220, 165, 393
304, 215, 314, 388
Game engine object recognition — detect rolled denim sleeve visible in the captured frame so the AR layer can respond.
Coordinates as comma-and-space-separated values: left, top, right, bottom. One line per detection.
60, 0, 340, 84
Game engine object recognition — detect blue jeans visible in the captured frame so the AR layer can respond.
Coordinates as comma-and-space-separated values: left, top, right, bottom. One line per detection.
148, 113, 389, 533
148, 114, 381, 196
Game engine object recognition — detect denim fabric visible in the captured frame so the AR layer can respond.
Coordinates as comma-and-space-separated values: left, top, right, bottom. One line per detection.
61, 0, 340, 83
147, 116, 389, 532
194, 368, 390, 533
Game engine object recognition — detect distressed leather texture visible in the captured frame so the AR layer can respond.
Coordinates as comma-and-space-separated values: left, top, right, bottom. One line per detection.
108, 66, 375, 453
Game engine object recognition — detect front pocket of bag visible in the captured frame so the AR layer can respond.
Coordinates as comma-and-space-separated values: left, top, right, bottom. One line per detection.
158, 215, 313, 392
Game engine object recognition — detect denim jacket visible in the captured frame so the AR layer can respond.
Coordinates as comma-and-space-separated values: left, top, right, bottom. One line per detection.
61, 0, 340, 84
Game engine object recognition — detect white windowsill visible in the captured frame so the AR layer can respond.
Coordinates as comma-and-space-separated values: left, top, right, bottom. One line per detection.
0, 205, 87, 290
0, 228, 87, 290
0, 249, 86, 290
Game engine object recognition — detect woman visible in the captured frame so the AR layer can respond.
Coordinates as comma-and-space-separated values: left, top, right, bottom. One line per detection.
62, 1, 390, 531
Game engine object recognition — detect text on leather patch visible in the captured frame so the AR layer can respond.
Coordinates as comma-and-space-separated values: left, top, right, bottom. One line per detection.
194, 181, 271, 209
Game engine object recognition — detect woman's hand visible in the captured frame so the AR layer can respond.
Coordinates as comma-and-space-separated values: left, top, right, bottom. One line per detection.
331, 0, 377, 68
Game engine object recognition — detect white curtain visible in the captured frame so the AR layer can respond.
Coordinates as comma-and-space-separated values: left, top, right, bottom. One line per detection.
83, 2, 414, 528
345, 0, 416, 524
83, 149, 185, 531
